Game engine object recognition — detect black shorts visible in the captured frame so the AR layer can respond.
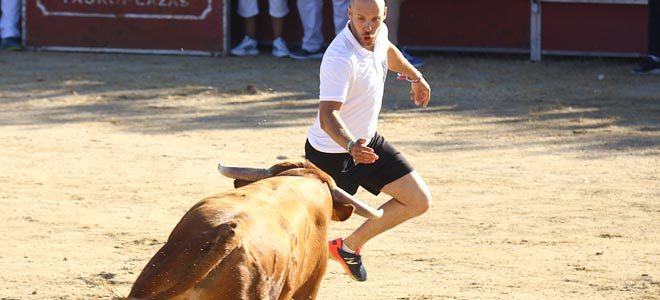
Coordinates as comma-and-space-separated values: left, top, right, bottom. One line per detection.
304, 132, 414, 195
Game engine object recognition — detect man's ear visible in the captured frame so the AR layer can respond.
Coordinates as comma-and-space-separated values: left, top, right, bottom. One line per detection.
331, 203, 355, 221
233, 179, 253, 188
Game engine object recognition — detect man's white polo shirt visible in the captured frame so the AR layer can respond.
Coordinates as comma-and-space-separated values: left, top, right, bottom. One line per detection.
307, 22, 390, 153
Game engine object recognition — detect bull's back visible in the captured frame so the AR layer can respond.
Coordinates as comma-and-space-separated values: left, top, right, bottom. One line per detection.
210, 177, 333, 297
128, 176, 332, 299
203, 176, 332, 235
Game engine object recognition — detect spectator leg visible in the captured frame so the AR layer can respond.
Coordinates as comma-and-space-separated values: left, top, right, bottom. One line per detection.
0, 0, 21, 39
297, 0, 324, 51
649, 0, 659, 57
385, 0, 404, 45
333, 0, 350, 35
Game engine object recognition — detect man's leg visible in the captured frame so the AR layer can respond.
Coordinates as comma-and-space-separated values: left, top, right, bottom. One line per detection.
342, 170, 432, 251
384, 0, 403, 45
230, 0, 260, 56
268, 0, 290, 57
649, 0, 659, 57
237, 0, 258, 37
332, 0, 350, 35
1, 0, 21, 39
269, 0, 289, 38
633, 0, 660, 73
296, 0, 323, 51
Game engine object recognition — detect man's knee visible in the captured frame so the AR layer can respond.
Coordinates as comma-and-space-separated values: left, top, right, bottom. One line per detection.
407, 189, 432, 217
382, 171, 432, 217
402, 190, 432, 218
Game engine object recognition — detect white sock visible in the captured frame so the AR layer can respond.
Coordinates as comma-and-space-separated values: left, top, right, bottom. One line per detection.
341, 242, 356, 254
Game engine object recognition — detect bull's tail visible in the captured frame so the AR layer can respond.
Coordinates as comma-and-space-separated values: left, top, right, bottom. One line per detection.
136, 221, 241, 300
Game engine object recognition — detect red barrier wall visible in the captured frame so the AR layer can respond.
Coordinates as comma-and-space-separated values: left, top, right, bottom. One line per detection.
397, 0, 531, 50
26, 0, 226, 55
542, 3, 647, 54
228, 0, 531, 51
24, 0, 648, 56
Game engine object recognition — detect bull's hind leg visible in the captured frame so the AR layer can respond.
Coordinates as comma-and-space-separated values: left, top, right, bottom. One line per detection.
129, 222, 240, 299
289, 268, 325, 300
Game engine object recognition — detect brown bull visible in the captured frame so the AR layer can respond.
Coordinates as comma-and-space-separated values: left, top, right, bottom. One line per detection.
125, 161, 382, 300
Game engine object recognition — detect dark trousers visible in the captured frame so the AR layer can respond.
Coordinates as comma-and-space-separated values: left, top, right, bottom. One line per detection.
650, 0, 660, 56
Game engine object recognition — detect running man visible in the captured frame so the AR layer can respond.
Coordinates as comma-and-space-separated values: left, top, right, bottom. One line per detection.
304, 0, 432, 282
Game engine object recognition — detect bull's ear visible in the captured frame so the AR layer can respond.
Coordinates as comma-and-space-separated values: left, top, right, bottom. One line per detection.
331, 203, 354, 221
233, 179, 254, 188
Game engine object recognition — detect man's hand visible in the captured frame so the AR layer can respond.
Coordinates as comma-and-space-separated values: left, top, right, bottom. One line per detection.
349, 138, 379, 164
411, 77, 431, 107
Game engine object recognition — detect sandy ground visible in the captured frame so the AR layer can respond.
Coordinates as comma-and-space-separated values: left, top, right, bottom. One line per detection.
0, 50, 659, 300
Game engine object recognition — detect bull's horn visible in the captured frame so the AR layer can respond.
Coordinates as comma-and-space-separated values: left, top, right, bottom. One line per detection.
331, 187, 383, 219
218, 163, 272, 181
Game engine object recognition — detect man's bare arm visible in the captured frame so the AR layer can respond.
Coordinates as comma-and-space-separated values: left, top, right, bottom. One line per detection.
387, 42, 431, 107
318, 101, 379, 164
387, 41, 421, 79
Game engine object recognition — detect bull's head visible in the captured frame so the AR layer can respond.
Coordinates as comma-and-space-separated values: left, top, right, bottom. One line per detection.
218, 161, 383, 220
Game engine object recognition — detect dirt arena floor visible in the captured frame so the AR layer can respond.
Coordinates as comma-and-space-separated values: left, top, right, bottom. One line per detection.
0, 50, 658, 300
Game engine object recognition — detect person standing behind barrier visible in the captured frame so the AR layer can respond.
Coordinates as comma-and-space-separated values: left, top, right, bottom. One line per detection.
384, 0, 423, 67
633, 0, 660, 74
0, 0, 23, 50
289, 0, 349, 59
231, 0, 290, 57
304, 0, 432, 282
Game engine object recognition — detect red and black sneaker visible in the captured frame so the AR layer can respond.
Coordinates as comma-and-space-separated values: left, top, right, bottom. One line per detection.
328, 238, 367, 282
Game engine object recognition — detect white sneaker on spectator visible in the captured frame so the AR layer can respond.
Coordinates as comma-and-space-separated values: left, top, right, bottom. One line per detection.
231, 36, 259, 56
272, 37, 290, 58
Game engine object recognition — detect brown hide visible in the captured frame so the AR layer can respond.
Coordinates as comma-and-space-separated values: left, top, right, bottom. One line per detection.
127, 166, 342, 300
